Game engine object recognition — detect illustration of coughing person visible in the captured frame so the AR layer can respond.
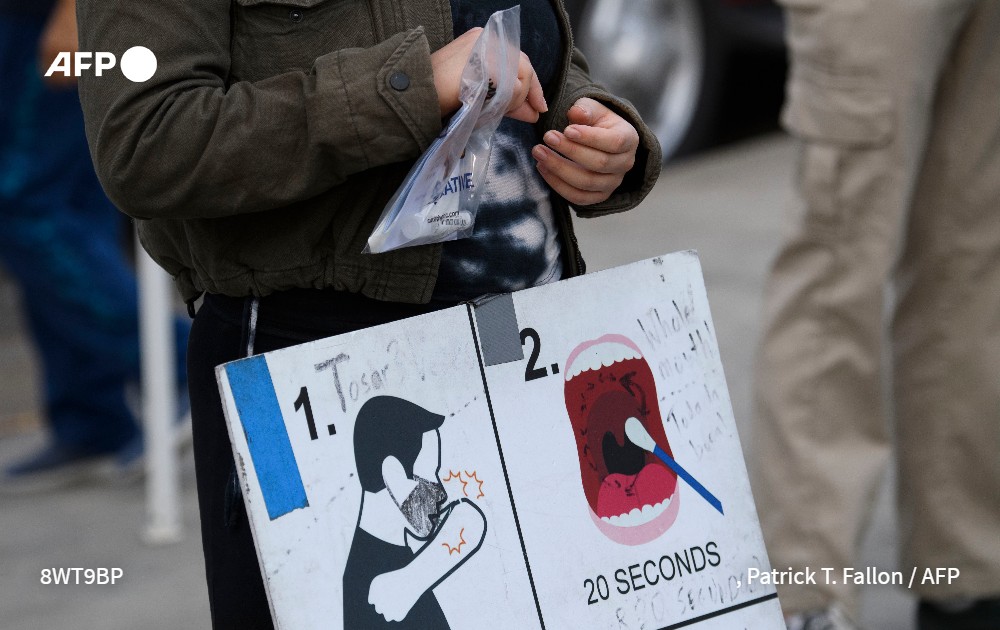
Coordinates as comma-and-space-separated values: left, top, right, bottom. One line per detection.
344, 396, 487, 628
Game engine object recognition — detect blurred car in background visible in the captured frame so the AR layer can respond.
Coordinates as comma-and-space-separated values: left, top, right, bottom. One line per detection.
563, 0, 786, 162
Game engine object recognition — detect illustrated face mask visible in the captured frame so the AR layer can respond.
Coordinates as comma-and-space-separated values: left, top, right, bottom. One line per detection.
397, 475, 448, 538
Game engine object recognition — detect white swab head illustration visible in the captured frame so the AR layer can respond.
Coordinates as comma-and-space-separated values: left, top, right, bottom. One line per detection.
624, 417, 656, 453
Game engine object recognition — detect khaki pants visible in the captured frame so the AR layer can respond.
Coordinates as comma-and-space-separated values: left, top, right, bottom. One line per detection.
753, 0, 1000, 617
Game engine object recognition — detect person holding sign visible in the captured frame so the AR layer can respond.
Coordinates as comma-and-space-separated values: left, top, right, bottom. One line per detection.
75, 0, 661, 626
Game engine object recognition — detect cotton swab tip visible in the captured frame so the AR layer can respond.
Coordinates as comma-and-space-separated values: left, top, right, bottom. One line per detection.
624, 417, 656, 453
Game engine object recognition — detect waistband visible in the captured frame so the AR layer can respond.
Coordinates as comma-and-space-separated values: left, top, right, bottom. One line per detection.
200, 288, 458, 346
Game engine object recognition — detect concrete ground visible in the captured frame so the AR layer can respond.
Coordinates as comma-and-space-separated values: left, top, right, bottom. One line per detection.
0, 133, 915, 629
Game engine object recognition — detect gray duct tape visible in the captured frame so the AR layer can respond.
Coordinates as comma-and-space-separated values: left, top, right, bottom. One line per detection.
473, 293, 523, 367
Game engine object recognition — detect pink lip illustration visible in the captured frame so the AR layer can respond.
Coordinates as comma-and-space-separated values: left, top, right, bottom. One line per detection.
563, 335, 680, 545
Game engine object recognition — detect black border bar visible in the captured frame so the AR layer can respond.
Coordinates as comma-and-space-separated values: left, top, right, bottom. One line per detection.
661, 593, 780, 629
466, 304, 546, 629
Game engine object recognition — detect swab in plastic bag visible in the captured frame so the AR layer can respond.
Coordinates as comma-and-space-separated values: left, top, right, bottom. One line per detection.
364, 6, 521, 254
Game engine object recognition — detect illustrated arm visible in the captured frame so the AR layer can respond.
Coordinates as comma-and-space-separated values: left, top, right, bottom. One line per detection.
368, 499, 487, 622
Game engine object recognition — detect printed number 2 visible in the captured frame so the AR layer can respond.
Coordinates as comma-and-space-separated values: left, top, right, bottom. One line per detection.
520, 328, 548, 382
585, 575, 610, 605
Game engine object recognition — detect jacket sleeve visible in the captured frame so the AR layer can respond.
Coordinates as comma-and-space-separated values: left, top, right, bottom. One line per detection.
76, 0, 443, 220
546, 45, 663, 217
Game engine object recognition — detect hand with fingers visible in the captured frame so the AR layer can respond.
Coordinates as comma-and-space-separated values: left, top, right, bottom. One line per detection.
532, 97, 640, 206
431, 27, 548, 123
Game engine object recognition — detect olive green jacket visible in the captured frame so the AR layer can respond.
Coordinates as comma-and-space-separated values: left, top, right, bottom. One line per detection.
77, 0, 661, 304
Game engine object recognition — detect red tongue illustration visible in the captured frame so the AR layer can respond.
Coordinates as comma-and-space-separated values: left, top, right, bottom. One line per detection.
564, 335, 680, 545
597, 466, 678, 520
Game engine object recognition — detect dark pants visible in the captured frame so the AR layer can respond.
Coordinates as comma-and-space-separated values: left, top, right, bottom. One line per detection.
0, 13, 188, 454
188, 291, 452, 628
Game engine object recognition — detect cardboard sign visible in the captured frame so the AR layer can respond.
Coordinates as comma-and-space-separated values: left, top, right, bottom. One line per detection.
217, 251, 783, 629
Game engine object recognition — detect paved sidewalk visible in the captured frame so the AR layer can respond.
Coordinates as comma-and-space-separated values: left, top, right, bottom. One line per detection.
0, 133, 915, 629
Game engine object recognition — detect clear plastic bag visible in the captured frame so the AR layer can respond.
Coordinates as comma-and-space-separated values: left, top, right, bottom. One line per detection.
364, 6, 521, 254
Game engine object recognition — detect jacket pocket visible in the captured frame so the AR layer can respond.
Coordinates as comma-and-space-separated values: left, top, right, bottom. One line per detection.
230, 0, 376, 83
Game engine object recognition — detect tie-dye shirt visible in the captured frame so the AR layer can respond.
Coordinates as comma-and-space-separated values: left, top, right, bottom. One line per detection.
433, 0, 564, 301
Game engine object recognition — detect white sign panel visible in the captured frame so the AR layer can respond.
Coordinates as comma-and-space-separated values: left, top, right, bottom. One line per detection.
217, 251, 783, 629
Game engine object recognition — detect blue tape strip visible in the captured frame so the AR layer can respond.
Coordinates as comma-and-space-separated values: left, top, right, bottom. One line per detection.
226, 356, 309, 520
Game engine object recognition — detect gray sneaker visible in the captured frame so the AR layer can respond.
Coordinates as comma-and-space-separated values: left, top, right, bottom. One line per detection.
1, 443, 115, 494
785, 604, 860, 630
100, 409, 193, 483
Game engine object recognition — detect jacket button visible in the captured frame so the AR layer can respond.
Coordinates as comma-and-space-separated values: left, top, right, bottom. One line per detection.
288, 9, 303, 22
389, 72, 410, 91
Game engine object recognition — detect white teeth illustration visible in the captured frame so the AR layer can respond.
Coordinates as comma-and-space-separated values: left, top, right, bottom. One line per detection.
600, 496, 672, 528
566, 341, 642, 380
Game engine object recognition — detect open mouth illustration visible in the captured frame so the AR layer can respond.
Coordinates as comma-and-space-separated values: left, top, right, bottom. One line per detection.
564, 335, 680, 545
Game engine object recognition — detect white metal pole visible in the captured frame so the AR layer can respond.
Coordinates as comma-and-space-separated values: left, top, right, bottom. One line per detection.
136, 242, 182, 544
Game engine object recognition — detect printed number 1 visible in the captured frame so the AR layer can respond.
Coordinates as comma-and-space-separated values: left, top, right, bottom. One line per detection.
294, 386, 318, 441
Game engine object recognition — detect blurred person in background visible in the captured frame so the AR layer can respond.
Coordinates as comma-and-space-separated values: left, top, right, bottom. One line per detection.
752, 1, 999, 629
0, 0, 190, 490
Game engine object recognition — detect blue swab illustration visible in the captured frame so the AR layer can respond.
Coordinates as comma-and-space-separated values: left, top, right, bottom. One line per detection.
624, 417, 724, 515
